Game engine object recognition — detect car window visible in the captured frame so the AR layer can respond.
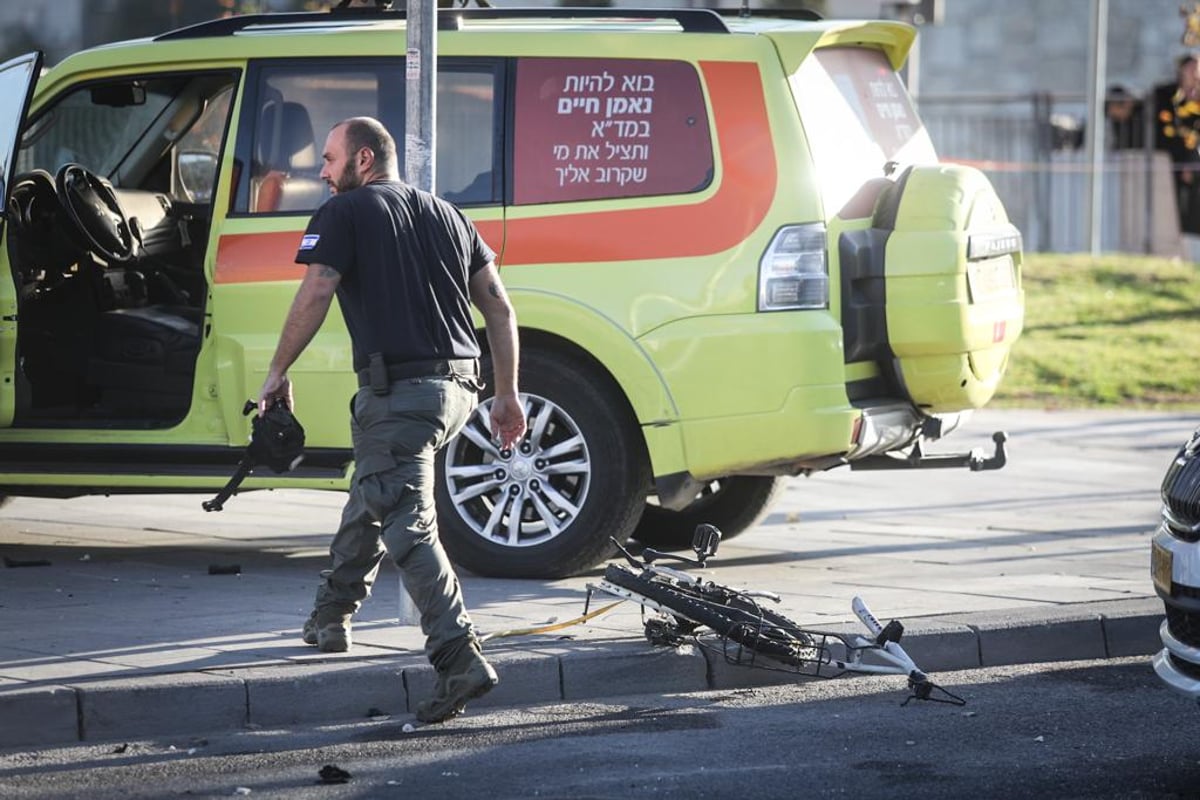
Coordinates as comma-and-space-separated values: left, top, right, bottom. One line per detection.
438, 67, 499, 206
511, 57, 713, 205
790, 46, 937, 216
237, 60, 501, 214
0, 53, 40, 203
16, 72, 237, 201
17, 77, 184, 179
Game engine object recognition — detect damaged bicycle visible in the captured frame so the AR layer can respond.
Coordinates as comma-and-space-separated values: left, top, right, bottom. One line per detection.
587, 524, 966, 706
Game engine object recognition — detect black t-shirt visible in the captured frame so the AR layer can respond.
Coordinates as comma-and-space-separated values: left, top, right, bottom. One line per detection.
294, 180, 495, 371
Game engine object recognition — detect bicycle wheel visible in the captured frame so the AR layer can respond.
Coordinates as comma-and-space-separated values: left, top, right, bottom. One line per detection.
603, 564, 817, 666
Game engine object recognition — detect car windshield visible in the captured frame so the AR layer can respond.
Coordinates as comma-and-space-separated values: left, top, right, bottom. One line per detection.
16, 76, 185, 180
790, 46, 937, 216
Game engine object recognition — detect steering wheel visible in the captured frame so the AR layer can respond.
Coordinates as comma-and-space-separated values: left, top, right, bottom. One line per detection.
54, 163, 134, 263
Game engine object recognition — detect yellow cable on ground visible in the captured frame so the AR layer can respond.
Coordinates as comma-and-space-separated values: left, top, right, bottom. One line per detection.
479, 599, 625, 643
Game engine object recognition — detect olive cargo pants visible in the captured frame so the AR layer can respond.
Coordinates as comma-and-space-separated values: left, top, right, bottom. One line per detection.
313, 375, 479, 670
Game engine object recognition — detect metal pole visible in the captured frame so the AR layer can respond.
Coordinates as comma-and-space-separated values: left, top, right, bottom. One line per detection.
1033, 92, 1052, 252
1144, 90, 1156, 254
1084, 0, 1107, 255
400, 0, 437, 625
405, 0, 436, 192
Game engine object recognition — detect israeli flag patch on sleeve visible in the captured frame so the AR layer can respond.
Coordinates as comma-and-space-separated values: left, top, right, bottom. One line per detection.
299, 234, 320, 250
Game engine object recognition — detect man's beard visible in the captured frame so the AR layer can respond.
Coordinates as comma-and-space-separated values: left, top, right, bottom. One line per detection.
332, 163, 363, 194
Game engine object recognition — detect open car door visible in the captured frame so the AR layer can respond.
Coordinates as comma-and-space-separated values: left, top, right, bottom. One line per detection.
0, 51, 43, 427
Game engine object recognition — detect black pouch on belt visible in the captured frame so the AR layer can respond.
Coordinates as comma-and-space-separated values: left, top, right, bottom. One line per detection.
368, 352, 389, 396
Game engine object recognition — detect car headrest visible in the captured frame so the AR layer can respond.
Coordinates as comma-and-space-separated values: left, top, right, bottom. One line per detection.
257, 101, 317, 171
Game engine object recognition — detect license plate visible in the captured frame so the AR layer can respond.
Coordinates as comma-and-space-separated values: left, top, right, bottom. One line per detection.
967, 255, 1016, 301
1152, 540, 1174, 595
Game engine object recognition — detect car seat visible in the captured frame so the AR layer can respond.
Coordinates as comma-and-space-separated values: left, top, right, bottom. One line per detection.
87, 304, 203, 420
254, 101, 327, 213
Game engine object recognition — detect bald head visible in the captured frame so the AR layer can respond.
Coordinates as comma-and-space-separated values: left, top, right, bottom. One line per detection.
340, 117, 399, 176
320, 116, 400, 194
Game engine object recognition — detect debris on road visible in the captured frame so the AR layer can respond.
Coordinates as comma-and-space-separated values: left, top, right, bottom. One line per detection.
2, 556, 51, 568
318, 764, 352, 784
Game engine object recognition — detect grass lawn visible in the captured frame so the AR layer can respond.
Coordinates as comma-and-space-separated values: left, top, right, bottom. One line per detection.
993, 252, 1200, 410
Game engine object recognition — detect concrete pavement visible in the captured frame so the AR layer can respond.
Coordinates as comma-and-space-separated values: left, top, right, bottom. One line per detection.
0, 408, 1190, 749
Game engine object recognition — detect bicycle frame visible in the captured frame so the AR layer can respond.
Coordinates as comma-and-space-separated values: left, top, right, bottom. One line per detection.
589, 569, 916, 678
587, 533, 965, 705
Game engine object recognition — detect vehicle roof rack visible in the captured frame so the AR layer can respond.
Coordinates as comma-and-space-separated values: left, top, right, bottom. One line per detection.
155, 6, 732, 42
438, 8, 730, 32
714, 7, 823, 21
155, 8, 421, 41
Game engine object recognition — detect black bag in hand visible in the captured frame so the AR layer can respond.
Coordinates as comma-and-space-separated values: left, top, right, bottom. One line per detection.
248, 398, 306, 473
203, 399, 305, 512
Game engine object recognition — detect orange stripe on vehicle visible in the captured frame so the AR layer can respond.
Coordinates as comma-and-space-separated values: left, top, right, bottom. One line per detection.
500, 60, 776, 265
214, 231, 304, 284
214, 220, 505, 284
213, 61, 773, 284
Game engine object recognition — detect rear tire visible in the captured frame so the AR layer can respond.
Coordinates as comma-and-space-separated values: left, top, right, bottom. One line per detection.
602, 564, 815, 666
634, 476, 786, 551
436, 347, 651, 579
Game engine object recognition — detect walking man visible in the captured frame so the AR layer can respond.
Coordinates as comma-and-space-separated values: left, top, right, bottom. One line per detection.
258, 116, 525, 723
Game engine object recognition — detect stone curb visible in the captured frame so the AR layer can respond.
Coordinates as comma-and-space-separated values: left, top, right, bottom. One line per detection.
0, 599, 1164, 750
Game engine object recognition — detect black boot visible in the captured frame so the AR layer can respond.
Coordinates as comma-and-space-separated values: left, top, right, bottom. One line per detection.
301, 609, 352, 652
416, 640, 498, 723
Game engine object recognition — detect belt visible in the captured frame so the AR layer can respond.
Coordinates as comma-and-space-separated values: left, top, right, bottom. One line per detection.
356, 358, 478, 388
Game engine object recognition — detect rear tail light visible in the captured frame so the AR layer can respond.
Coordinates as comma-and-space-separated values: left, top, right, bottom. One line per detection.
757, 223, 828, 311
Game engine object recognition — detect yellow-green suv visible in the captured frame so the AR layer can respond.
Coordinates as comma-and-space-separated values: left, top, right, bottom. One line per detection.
0, 6, 1023, 578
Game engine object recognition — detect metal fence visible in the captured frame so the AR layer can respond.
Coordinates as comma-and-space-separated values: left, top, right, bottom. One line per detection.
917, 92, 1182, 256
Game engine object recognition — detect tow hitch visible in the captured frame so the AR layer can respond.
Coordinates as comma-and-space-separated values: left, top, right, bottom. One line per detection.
850, 431, 1008, 472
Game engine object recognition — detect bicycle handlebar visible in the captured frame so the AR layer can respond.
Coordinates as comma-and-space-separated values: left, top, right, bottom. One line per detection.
610, 537, 706, 571
641, 545, 706, 568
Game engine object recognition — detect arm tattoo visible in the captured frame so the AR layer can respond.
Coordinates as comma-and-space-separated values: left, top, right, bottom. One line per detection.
317, 265, 340, 279
488, 280, 503, 300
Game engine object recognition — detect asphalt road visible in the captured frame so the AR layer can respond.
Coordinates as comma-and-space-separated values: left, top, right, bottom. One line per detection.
0, 657, 1195, 799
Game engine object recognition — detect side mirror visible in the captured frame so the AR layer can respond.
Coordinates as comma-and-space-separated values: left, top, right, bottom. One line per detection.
177, 150, 218, 203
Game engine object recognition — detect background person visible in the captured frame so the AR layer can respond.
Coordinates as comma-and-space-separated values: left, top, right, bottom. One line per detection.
1155, 53, 1200, 232
258, 116, 525, 724
1105, 84, 1146, 150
